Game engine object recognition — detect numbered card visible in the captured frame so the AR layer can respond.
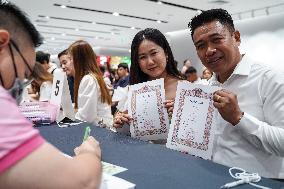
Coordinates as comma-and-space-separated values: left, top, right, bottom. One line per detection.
50, 70, 75, 122
128, 79, 169, 141
166, 81, 220, 159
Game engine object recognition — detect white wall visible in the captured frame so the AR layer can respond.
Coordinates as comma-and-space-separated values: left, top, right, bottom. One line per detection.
93, 47, 130, 57
166, 12, 284, 75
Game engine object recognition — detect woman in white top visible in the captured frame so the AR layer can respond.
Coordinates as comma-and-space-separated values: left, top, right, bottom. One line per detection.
28, 62, 53, 102
113, 28, 184, 131
68, 40, 113, 127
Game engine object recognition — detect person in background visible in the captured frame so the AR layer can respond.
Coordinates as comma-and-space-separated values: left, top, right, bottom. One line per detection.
202, 68, 213, 80
189, 8, 284, 179
68, 40, 113, 127
0, 2, 102, 188
185, 66, 208, 85
111, 69, 119, 86
180, 58, 192, 76
185, 66, 198, 83
58, 49, 74, 103
29, 62, 53, 102
99, 65, 112, 90
113, 28, 183, 133
36, 51, 57, 74
113, 63, 130, 89
103, 62, 111, 80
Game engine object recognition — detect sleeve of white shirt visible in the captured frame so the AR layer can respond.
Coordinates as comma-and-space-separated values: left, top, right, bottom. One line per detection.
39, 81, 52, 102
236, 70, 284, 157
75, 75, 98, 123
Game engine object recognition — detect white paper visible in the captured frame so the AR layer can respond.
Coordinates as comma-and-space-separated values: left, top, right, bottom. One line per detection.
102, 162, 128, 176
128, 79, 169, 141
61, 154, 134, 189
100, 173, 135, 189
112, 87, 129, 111
50, 70, 75, 122
166, 81, 220, 159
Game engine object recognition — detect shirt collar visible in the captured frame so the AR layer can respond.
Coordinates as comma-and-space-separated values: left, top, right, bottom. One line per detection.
233, 54, 251, 76
210, 54, 251, 84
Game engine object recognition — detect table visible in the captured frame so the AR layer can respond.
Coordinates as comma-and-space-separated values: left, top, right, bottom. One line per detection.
38, 123, 284, 189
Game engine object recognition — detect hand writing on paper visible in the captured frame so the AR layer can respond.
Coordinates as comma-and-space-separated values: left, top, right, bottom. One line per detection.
113, 111, 132, 128
213, 89, 243, 126
74, 136, 101, 159
164, 99, 175, 118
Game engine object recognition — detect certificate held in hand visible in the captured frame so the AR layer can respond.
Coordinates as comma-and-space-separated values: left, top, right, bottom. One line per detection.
166, 81, 220, 159
128, 79, 169, 141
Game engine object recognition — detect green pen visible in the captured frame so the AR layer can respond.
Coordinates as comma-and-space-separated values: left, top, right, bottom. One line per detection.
83, 126, 91, 142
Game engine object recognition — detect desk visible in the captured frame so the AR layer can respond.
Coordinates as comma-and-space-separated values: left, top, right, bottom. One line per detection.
38, 123, 283, 189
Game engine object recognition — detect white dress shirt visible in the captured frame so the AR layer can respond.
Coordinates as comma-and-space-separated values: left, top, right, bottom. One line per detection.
75, 74, 113, 127
39, 81, 52, 102
210, 55, 284, 178
192, 77, 209, 85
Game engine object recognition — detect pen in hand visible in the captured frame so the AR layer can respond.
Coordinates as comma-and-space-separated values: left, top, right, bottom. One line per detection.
83, 126, 91, 142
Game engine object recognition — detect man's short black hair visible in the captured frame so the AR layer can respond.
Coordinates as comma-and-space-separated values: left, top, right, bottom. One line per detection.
188, 8, 235, 39
36, 51, 49, 64
0, 1, 42, 47
58, 49, 68, 59
117, 63, 129, 72
185, 66, 197, 75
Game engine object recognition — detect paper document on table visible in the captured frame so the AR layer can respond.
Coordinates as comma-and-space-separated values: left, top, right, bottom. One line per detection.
166, 81, 220, 159
102, 161, 128, 175
100, 173, 135, 189
61, 155, 134, 188
128, 78, 169, 141
62, 153, 127, 175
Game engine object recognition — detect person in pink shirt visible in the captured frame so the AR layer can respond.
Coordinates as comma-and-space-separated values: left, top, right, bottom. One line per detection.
0, 2, 102, 188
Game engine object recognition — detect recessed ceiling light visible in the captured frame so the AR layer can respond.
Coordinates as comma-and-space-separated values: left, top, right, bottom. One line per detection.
61, 33, 66, 36
157, 1, 163, 5
92, 22, 96, 24
60, 5, 67, 8
51, 37, 55, 40
156, 20, 161, 23
112, 12, 120, 16
130, 27, 135, 30
75, 28, 79, 31
45, 16, 50, 19
196, 10, 202, 15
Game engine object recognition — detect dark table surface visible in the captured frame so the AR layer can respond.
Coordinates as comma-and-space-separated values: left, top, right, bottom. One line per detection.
38, 123, 284, 189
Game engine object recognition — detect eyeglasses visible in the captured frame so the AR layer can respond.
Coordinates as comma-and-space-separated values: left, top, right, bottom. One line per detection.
8, 39, 34, 87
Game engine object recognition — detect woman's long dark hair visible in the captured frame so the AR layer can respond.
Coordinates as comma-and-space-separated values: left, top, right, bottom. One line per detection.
130, 28, 182, 85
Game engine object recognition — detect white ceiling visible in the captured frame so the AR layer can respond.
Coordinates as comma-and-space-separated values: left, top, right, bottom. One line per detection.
9, 0, 284, 55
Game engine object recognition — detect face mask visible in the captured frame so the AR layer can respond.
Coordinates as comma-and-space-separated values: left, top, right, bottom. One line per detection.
7, 78, 31, 105
2, 40, 34, 104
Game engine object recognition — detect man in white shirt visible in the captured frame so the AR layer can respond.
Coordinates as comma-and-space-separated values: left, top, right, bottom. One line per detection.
188, 8, 284, 179
58, 49, 74, 103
